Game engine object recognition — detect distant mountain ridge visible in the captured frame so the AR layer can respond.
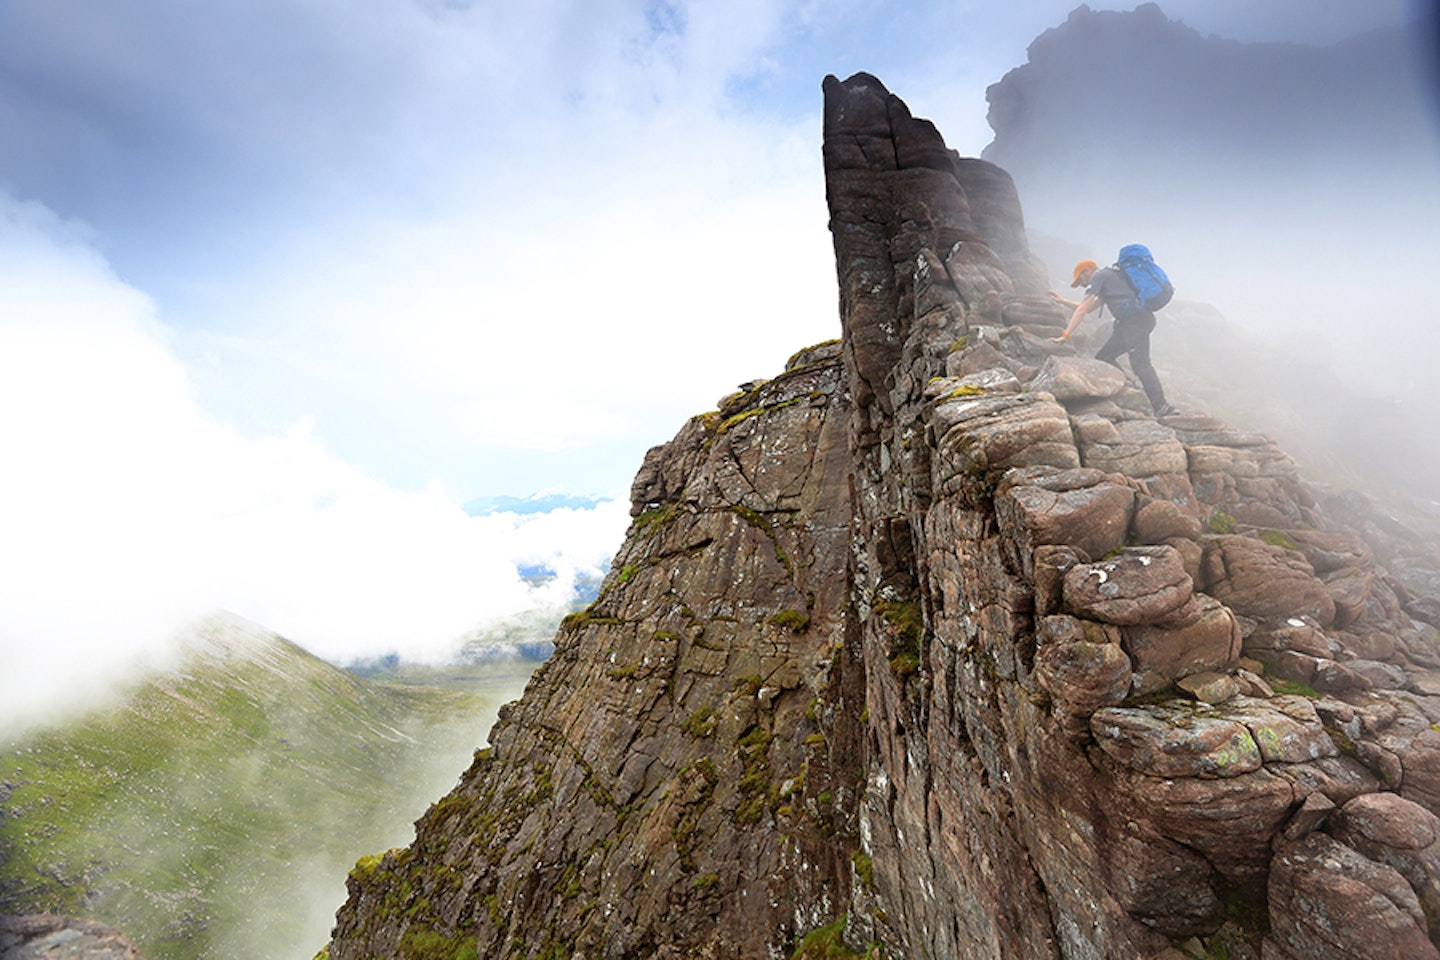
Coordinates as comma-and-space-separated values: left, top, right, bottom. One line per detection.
983, 3, 1435, 207
461, 493, 611, 516
0, 613, 530, 960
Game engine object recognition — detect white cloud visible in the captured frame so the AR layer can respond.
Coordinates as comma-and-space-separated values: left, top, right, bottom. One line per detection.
0, 195, 630, 738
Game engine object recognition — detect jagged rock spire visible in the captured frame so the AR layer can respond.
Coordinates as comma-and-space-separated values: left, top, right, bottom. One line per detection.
326, 74, 1440, 960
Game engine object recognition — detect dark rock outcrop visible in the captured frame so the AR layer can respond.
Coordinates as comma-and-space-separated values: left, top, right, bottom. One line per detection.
326, 74, 1440, 960
0, 915, 147, 960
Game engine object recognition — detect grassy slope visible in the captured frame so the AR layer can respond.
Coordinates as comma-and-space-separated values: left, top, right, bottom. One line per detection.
0, 613, 538, 960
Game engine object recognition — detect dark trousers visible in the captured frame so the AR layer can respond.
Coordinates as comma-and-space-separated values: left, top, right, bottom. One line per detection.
1096, 310, 1168, 413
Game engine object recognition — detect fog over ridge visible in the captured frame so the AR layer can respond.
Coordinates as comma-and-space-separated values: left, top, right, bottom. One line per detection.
982, 3, 1440, 506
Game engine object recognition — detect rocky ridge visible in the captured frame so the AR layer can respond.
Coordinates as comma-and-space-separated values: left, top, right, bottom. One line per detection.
325, 74, 1440, 959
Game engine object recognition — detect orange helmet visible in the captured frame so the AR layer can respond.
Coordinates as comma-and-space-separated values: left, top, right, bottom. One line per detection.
1071, 259, 1098, 287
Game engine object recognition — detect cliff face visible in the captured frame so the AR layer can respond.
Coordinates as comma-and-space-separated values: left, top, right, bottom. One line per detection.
327, 74, 1440, 960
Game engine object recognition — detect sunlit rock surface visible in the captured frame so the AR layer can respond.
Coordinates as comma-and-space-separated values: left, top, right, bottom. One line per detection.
326, 74, 1440, 960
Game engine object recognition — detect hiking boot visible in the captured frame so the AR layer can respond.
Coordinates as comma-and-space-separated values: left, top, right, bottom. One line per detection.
1155, 403, 1179, 417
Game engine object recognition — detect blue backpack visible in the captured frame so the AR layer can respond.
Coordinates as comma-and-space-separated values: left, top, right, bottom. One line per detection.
1115, 244, 1174, 311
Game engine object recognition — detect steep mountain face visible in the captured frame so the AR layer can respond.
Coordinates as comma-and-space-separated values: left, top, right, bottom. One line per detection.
329, 340, 865, 958
327, 73, 1440, 959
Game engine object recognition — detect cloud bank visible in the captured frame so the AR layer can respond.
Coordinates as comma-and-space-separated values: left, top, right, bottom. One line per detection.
0, 195, 630, 737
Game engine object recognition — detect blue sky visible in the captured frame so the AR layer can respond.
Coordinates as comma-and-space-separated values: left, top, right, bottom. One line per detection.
0, 0, 1421, 731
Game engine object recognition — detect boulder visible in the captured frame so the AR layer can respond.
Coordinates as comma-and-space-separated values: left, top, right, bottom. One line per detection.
1288, 529, 1373, 575
1133, 497, 1204, 544
1268, 833, 1440, 960
1201, 535, 1337, 626
1224, 695, 1340, 764
1036, 638, 1132, 720
995, 466, 1135, 569
1326, 567, 1376, 629
1112, 766, 1296, 884
1079, 417, 1189, 477
999, 294, 1068, 334
1028, 355, 1128, 401
1123, 593, 1242, 695
931, 392, 1080, 479
1245, 618, 1336, 659
1330, 792, 1440, 929
1176, 671, 1240, 704
1091, 703, 1261, 778
945, 339, 1014, 379
1064, 546, 1194, 626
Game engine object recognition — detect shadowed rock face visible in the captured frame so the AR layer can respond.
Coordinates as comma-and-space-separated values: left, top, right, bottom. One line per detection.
327, 74, 1440, 960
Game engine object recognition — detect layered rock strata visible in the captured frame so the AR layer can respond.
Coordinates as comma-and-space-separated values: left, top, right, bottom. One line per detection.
327, 73, 1440, 960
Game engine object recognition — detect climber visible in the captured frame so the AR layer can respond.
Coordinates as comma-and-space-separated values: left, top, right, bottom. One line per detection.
1049, 259, 1177, 417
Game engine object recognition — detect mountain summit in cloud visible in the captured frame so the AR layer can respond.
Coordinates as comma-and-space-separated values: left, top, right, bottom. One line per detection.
981, 1, 1440, 506
323, 73, 1440, 960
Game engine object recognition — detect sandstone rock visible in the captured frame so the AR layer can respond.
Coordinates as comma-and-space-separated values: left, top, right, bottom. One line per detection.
1201, 535, 1337, 626
1069, 412, 1121, 446
995, 466, 1134, 570
1330, 791, 1440, 929
1133, 497, 1204, 544
1224, 695, 1340, 764
938, 367, 1023, 396
1385, 728, 1440, 814
1279, 792, 1336, 843
1235, 668, 1275, 699
1028, 355, 1128, 400
1312, 658, 1377, 695
1079, 417, 1189, 477
1123, 593, 1242, 696
1176, 671, 1240, 704
1268, 833, 1440, 960
1112, 766, 1296, 884
1100, 827, 1223, 937
1033, 544, 1085, 617
931, 392, 1080, 478
942, 238, 1015, 315
328, 71, 1440, 960
1092, 703, 1261, 778
1245, 618, 1335, 659
999, 294, 1067, 334
1034, 619, 1132, 722
1186, 444, 1295, 479
1340, 658, 1410, 691
945, 339, 1015, 378
1063, 545, 1194, 626
1164, 534, 1206, 588
1274, 755, 1384, 809
1288, 529, 1373, 574
952, 158, 1051, 295
1327, 567, 1377, 629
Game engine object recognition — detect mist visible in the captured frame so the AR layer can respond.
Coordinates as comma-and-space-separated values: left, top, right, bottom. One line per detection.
980, 4, 1440, 509
0, 195, 631, 741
